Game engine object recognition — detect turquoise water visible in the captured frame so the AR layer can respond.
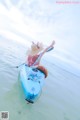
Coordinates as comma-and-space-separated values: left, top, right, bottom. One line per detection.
0, 37, 80, 120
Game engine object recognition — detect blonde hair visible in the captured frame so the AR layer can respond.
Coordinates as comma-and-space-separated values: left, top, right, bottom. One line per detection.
27, 41, 44, 55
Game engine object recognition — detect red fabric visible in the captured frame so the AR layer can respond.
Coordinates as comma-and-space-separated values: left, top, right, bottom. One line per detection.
28, 55, 39, 66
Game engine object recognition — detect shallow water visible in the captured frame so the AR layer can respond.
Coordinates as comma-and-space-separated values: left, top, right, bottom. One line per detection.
0, 37, 80, 120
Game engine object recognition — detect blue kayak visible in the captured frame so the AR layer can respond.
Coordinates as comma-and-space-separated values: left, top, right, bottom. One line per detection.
19, 64, 45, 103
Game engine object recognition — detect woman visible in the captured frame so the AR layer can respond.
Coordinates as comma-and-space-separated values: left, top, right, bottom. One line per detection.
26, 40, 55, 78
